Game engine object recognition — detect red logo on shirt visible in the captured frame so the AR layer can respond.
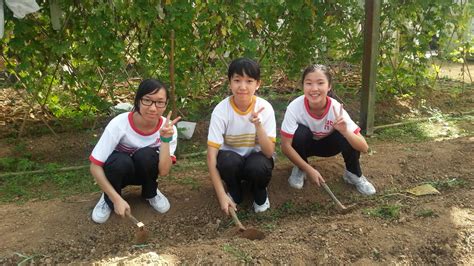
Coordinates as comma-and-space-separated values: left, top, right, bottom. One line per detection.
324, 120, 333, 131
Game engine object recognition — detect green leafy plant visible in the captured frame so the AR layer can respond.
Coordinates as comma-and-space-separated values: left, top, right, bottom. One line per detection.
222, 244, 252, 263
415, 209, 437, 218
365, 205, 401, 220
1, 0, 469, 133
0, 157, 39, 172
427, 178, 466, 190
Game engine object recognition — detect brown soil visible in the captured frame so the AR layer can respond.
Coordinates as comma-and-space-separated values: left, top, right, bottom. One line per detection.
0, 135, 473, 264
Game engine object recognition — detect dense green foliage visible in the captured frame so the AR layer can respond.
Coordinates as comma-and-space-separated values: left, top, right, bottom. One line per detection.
378, 0, 472, 95
1, 0, 471, 121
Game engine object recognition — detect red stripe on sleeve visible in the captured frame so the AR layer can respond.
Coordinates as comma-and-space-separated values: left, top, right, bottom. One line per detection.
280, 130, 294, 138
89, 155, 104, 166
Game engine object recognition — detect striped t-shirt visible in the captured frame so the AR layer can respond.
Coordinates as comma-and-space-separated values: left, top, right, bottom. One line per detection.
207, 95, 276, 157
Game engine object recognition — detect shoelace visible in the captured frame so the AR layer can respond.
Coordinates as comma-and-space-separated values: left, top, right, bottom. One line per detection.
100, 201, 109, 212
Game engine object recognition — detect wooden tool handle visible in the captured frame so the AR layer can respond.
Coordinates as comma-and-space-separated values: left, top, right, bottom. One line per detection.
126, 212, 144, 228
322, 183, 347, 209
229, 208, 246, 231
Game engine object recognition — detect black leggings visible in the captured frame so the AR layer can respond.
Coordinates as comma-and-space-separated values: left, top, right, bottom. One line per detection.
217, 150, 273, 205
102, 147, 160, 209
291, 124, 362, 177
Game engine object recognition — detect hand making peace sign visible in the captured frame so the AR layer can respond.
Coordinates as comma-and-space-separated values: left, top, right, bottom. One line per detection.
332, 104, 348, 134
249, 106, 265, 126
160, 111, 181, 139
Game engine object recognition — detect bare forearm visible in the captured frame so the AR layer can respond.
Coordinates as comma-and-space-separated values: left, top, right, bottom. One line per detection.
159, 143, 172, 176
209, 166, 227, 200
207, 148, 227, 201
255, 124, 275, 158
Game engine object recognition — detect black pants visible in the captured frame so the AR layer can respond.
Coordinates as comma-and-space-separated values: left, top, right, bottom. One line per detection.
217, 150, 273, 205
102, 147, 160, 209
292, 125, 362, 177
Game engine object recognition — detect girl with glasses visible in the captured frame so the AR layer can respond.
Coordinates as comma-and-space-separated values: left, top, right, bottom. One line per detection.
89, 78, 180, 224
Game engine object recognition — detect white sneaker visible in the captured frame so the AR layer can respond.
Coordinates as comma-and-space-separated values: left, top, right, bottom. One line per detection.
342, 170, 376, 195
92, 193, 112, 224
147, 188, 170, 213
253, 196, 270, 213
288, 166, 306, 189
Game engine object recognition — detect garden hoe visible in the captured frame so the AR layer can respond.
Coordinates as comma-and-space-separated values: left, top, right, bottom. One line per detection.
126, 212, 149, 244
229, 208, 265, 240
322, 183, 356, 214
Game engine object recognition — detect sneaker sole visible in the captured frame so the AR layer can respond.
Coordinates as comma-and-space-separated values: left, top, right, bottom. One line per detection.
92, 215, 110, 224
153, 199, 171, 213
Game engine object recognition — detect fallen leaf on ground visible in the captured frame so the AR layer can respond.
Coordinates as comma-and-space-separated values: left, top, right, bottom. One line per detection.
406, 184, 440, 196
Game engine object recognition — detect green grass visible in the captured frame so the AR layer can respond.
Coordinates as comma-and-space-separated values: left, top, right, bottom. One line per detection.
262, 222, 276, 231
222, 244, 252, 263
374, 123, 430, 142
374, 113, 473, 143
364, 204, 401, 220
415, 209, 438, 218
234, 200, 324, 224
427, 178, 467, 190
221, 200, 325, 232
0, 167, 98, 203
162, 175, 201, 190
0, 157, 38, 172
14, 252, 42, 266
175, 138, 205, 158
174, 176, 201, 190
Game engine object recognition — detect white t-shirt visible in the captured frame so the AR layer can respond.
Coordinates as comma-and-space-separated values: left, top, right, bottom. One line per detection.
208, 95, 276, 157
89, 112, 177, 166
281, 95, 360, 140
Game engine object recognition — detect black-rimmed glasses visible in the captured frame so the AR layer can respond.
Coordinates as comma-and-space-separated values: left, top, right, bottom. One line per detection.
140, 98, 167, 108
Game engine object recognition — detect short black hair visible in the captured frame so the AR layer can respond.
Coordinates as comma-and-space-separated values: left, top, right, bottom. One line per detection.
133, 78, 168, 114
227, 58, 260, 81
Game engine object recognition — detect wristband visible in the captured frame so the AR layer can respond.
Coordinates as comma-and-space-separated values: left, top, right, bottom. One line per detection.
160, 136, 172, 143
